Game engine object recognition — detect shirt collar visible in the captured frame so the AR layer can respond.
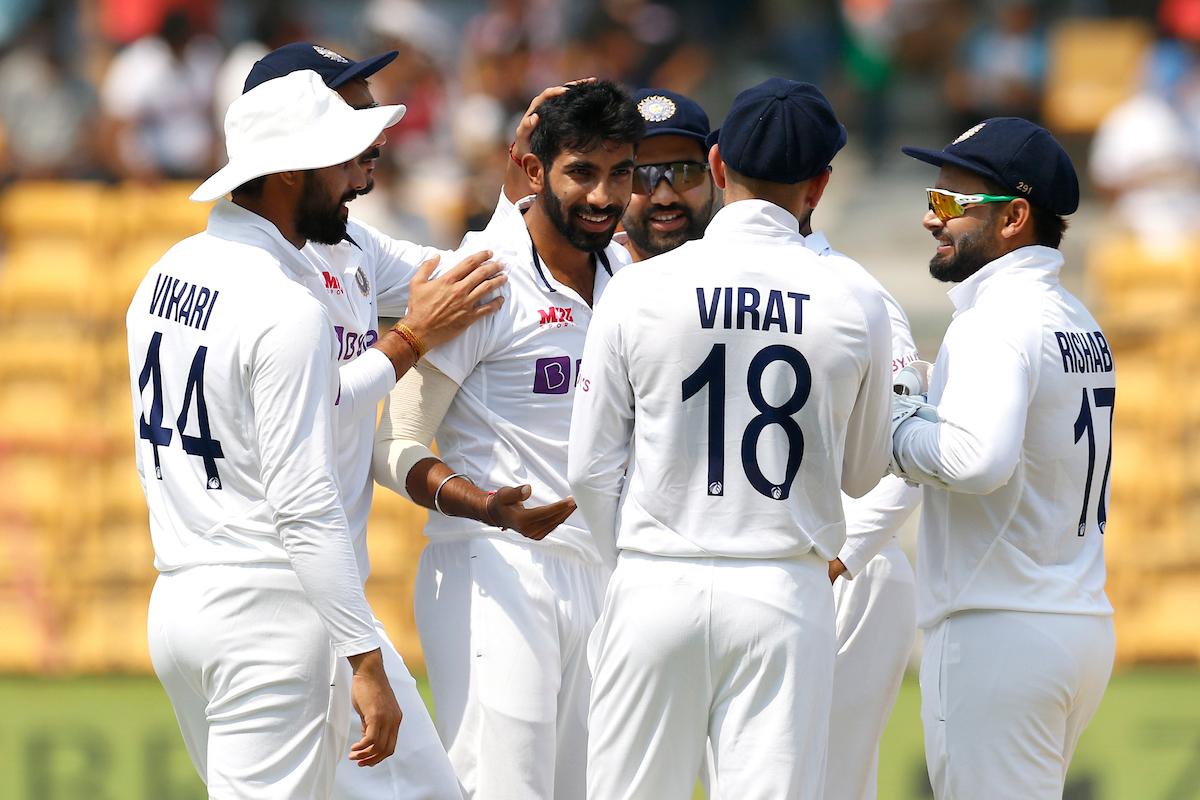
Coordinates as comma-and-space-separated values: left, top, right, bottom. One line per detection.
705, 198, 803, 240
947, 245, 1063, 314
801, 230, 833, 256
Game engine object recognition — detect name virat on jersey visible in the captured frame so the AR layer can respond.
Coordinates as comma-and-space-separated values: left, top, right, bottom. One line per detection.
696, 286, 810, 334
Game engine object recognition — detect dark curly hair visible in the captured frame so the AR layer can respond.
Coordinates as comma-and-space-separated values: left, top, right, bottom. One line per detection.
529, 80, 645, 167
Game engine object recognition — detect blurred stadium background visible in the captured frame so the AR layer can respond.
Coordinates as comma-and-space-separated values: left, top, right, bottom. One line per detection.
0, 0, 1197, 797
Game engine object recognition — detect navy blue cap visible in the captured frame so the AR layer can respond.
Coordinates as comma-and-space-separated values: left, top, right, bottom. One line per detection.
706, 78, 847, 184
243, 42, 398, 93
902, 118, 1079, 215
632, 88, 710, 145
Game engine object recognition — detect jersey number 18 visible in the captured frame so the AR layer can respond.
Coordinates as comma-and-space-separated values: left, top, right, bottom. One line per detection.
682, 343, 810, 500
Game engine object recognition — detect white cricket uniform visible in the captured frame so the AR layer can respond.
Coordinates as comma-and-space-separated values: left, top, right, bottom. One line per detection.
408, 202, 630, 799
892, 245, 1116, 800
204, 200, 464, 799
127, 204, 381, 799
808, 232, 920, 800
568, 200, 893, 800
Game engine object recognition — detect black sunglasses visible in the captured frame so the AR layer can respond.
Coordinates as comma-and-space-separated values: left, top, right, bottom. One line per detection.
632, 161, 710, 195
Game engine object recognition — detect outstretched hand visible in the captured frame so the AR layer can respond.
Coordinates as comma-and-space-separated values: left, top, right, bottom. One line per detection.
486, 484, 577, 541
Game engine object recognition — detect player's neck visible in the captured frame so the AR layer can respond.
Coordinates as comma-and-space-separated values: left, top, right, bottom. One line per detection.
233, 197, 306, 249
525, 200, 597, 303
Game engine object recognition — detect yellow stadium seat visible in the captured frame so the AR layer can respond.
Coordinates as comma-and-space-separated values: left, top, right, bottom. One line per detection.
0, 237, 103, 321
115, 182, 213, 239
1043, 19, 1153, 133
65, 586, 153, 673
0, 595, 51, 671
105, 235, 183, 317
0, 181, 111, 240
1088, 234, 1200, 320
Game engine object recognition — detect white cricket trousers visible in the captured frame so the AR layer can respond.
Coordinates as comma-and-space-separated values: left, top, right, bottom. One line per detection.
826, 542, 916, 800
148, 564, 349, 800
415, 537, 607, 800
588, 551, 836, 800
920, 610, 1115, 800
332, 618, 463, 800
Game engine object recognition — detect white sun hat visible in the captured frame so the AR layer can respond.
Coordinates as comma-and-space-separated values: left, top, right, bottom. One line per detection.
191, 69, 406, 202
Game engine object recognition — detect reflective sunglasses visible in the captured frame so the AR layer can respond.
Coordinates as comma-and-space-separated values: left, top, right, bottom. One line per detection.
926, 188, 1017, 222
632, 161, 710, 194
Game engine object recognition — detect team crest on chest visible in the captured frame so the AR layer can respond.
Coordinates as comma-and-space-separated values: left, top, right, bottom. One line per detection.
355, 266, 370, 297
637, 95, 677, 123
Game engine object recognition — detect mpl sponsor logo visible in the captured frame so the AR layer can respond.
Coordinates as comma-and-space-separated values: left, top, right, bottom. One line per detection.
323, 271, 345, 296
536, 306, 575, 328
333, 326, 379, 361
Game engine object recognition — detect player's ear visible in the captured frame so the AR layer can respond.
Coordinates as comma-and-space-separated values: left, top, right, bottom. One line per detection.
708, 144, 727, 190
999, 197, 1033, 242
526, 154, 546, 193
804, 167, 832, 211
277, 170, 302, 189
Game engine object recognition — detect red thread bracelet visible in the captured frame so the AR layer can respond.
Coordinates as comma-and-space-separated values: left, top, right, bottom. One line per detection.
508, 142, 522, 166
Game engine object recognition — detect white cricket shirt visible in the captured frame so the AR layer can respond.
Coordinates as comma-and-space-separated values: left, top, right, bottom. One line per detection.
421, 201, 631, 564
804, 232, 923, 577
568, 200, 893, 565
892, 246, 1115, 626
126, 202, 379, 657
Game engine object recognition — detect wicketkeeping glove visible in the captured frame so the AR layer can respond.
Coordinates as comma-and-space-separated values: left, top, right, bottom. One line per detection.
888, 392, 939, 482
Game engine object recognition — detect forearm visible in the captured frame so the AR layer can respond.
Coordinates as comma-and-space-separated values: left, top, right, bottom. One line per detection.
404, 458, 499, 527
837, 475, 920, 577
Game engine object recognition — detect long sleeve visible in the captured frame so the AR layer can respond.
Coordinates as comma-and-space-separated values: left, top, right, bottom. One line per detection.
567, 297, 635, 569
335, 347, 396, 421
837, 283, 922, 576
893, 312, 1032, 494
840, 283, 894, 498
250, 300, 379, 658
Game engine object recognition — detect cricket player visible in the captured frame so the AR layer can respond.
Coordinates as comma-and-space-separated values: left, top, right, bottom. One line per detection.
238, 42, 560, 799
619, 88, 716, 261
620, 85, 919, 800
128, 70, 406, 798
893, 118, 1116, 799
370, 81, 644, 799
568, 78, 893, 800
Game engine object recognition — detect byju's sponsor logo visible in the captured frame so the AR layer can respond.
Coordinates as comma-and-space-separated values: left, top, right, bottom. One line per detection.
536, 306, 575, 328
333, 326, 379, 361
533, 356, 572, 394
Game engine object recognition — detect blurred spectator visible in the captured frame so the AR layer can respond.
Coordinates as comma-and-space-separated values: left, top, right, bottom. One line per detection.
1089, 0, 1200, 246
945, 1, 1046, 128
212, 5, 308, 134
0, 14, 98, 180
99, 9, 221, 180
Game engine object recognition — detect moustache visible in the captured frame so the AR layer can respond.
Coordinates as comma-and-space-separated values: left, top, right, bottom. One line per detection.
574, 204, 622, 218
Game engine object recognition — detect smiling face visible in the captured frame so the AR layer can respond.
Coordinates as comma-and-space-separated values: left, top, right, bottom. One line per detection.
540, 140, 636, 252
335, 78, 387, 196
923, 164, 1008, 283
621, 134, 714, 259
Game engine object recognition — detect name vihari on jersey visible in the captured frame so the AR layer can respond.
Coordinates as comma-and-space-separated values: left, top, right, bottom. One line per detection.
696, 286, 810, 334
146, 273, 219, 331
1055, 329, 1114, 374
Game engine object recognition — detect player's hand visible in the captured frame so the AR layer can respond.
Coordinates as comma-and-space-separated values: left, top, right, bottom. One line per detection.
402, 252, 506, 350
485, 484, 577, 540
888, 394, 939, 482
828, 558, 848, 584
511, 78, 598, 161
893, 360, 933, 396
347, 649, 403, 767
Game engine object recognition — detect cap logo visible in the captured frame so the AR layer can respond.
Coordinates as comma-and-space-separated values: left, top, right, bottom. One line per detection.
313, 45, 349, 64
953, 123, 986, 145
637, 95, 677, 123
